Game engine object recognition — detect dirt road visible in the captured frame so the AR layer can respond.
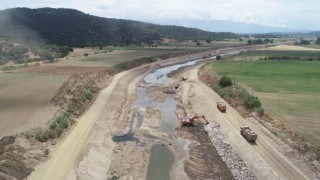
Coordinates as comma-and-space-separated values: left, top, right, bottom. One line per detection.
28, 47, 315, 180
28, 50, 219, 179
178, 64, 313, 180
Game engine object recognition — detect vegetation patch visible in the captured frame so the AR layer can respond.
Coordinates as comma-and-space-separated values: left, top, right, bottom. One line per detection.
203, 59, 320, 165
230, 47, 320, 61
37, 111, 70, 142
214, 79, 263, 116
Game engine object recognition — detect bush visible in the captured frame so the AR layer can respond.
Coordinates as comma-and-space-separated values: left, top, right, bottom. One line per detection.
219, 76, 232, 88
84, 90, 93, 100
244, 94, 261, 109
37, 112, 70, 142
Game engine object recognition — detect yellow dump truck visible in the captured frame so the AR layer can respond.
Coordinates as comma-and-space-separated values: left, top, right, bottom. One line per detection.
240, 126, 258, 142
217, 102, 227, 112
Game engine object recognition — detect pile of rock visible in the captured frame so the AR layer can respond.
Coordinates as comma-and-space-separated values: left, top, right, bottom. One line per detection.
205, 124, 257, 180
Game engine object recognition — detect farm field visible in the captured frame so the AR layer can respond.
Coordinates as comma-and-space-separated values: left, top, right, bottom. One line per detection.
161, 40, 246, 49
230, 46, 320, 61
0, 73, 69, 138
258, 45, 320, 51
59, 49, 184, 67
210, 60, 320, 146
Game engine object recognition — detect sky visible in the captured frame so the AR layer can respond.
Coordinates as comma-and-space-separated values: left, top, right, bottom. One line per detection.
0, 0, 319, 31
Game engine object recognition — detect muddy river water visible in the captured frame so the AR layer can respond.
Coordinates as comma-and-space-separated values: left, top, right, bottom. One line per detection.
138, 58, 209, 179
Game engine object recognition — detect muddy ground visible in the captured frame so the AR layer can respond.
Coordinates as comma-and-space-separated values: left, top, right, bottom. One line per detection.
176, 125, 234, 179
4, 46, 316, 180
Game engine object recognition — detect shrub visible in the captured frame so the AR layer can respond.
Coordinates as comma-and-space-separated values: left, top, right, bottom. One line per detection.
37, 112, 70, 142
219, 76, 232, 88
244, 94, 261, 109
84, 90, 93, 100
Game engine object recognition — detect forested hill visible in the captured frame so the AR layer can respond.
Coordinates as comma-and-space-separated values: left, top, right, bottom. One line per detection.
0, 8, 238, 47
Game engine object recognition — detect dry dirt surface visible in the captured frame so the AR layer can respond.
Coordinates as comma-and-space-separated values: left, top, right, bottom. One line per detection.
258, 45, 320, 51
11, 64, 106, 75
26, 46, 317, 180
0, 73, 69, 138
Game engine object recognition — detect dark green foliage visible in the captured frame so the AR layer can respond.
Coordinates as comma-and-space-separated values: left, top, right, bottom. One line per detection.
316, 37, 320, 45
295, 39, 310, 46
243, 94, 261, 109
37, 111, 70, 142
216, 55, 222, 60
218, 76, 232, 87
0, 8, 238, 47
214, 84, 263, 111
247, 38, 272, 45
83, 90, 92, 100
0, 38, 72, 65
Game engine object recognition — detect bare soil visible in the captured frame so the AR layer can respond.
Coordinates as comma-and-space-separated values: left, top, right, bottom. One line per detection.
5, 46, 316, 180
176, 126, 234, 179
259, 45, 320, 51
12, 65, 106, 75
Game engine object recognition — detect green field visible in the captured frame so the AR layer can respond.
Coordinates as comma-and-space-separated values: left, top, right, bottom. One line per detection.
229, 49, 320, 61
212, 61, 320, 93
242, 50, 320, 58
58, 49, 184, 67
211, 60, 320, 146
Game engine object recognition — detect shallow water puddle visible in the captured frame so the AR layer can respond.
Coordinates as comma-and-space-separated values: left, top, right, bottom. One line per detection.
145, 144, 174, 180
140, 58, 208, 178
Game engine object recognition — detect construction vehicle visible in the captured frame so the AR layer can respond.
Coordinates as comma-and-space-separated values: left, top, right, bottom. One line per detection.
217, 102, 227, 112
181, 114, 209, 126
240, 126, 257, 142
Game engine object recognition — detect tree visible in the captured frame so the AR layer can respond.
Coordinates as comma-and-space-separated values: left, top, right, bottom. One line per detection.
219, 76, 232, 88
206, 39, 212, 44
247, 39, 252, 45
300, 39, 310, 45
316, 37, 320, 45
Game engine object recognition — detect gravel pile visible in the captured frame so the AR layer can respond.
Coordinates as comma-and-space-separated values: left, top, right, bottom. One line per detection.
205, 124, 257, 180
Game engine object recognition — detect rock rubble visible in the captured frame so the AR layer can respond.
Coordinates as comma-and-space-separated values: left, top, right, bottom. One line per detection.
205, 124, 257, 180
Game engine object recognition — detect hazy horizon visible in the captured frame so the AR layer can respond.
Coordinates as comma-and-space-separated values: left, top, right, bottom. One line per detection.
1, 0, 319, 33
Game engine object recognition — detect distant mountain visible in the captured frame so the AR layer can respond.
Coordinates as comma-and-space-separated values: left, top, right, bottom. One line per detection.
0, 8, 238, 47
308, 31, 320, 36
148, 19, 300, 34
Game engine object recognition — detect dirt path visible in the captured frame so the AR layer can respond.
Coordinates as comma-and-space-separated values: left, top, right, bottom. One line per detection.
26, 46, 310, 180
181, 65, 312, 179
28, 68, 140, 180
27, 51, 218, 180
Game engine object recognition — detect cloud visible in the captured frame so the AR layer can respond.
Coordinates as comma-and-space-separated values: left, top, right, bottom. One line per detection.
0, 0, 319, 29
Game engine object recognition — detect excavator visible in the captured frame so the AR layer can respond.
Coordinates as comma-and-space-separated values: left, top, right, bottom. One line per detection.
180, 114, 209, 126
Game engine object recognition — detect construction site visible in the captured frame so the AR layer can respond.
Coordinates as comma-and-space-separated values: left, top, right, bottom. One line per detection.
0, 47, 319, 180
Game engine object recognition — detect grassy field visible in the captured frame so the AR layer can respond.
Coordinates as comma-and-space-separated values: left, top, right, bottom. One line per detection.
59, 49, 184, 67
210, 60, 320, 146
229, 47, 320, 61
0, 73, 69, 138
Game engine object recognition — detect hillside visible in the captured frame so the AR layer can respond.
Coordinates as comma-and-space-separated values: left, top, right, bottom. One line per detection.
0, 8, 238, 47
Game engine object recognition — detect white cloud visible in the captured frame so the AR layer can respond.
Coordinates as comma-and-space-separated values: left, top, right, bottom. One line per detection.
0, 0, 320, 29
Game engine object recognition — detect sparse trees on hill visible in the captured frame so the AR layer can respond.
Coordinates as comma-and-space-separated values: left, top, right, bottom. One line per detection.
294, 39, 310, 46
247, 38, 273, 45
316, 37, 320, 45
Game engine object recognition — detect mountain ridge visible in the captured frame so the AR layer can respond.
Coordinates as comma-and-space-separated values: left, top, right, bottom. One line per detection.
0, 7, 238, 47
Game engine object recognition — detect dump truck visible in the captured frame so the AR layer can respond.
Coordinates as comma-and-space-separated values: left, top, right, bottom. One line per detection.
217, 102, 227, 112
240, 126, 258, 142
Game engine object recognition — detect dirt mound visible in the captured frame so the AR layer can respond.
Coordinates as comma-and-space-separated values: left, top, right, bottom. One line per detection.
0, 136, 32, 180
52, 70, 110, 117
176, 126, 234, 179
